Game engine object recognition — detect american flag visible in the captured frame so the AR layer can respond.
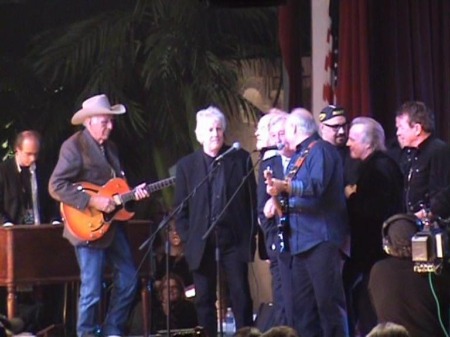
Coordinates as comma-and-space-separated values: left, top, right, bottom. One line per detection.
323, 0, 340, 104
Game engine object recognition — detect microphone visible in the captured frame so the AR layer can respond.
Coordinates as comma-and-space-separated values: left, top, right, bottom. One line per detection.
259, 143, 285, 153
214, 142, 241, 162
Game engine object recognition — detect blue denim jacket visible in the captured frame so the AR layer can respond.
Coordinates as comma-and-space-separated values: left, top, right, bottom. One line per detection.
286, 134, 349, 255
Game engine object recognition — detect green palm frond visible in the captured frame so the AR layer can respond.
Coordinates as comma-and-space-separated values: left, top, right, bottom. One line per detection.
24, 0, 280, 189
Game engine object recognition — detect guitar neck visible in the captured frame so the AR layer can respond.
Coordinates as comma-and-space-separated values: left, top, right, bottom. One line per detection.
120, 177, 176, 204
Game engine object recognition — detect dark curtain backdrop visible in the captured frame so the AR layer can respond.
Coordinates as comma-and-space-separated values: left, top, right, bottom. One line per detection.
335, 0, 371, 120
367, 0, 450, 141
279, 0, 310, 110
278, 1, 450, 141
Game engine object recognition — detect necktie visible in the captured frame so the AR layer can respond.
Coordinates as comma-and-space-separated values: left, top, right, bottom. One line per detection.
100, 145, 116, 178
29, 164, 41, 225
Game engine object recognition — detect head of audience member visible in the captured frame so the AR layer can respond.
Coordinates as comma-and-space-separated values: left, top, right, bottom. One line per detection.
71, 94, 126, 145
395, 101, 435, 149
319, 105, 348, 147
382, 214, 420, 258
285, 108, 317, 151
261, 325, 299, 337
195, 106, 226, 157
159, 273, 186, 304
366, 322, 410, 337
168, 221, 182, 248
233, 326, 262, 337
347, 117, 386, 161
14, 130, 41, 168
162, 220, 185, 259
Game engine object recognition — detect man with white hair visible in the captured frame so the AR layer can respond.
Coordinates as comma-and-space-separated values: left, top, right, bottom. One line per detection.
265, 108, 349, 337
49, 94, 150, 337
256, 109, 295, 326
175, 106, 256, 337
345, 117, 403, 336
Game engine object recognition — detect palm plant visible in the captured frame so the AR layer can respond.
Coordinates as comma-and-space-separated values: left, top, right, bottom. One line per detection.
25, 0, 280, 208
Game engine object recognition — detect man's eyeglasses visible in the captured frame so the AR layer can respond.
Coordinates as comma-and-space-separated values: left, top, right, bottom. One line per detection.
323, 123, 347, 131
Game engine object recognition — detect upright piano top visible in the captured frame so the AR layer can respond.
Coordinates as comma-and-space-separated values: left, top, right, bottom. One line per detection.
0, 221, 154, 286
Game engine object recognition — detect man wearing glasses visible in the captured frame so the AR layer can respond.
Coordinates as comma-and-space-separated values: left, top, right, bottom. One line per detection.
319, 105, 359, 186
319, 105, 359, 336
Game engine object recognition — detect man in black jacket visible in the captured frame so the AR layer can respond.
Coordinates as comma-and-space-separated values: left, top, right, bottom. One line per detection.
395, 101, 450, 219
345, 117, 404, 336
175, 106, 256, 337
0, 130, 61, 330
0, 130, 58, 226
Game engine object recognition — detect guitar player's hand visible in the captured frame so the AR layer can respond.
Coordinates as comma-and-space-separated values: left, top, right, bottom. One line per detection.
266, 178, 290, 196
263, 199, 276, 218
263, 167, 273, 181
88, 195, 116, 213
133, 183, 150, 200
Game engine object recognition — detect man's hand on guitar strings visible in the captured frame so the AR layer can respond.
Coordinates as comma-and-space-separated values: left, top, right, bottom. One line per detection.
133, 182, 150, 200
88, 195, 116, 213
266, 178, 290, 196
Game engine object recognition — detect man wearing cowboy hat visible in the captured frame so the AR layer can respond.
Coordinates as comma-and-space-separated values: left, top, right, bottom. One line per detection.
49, 94, 149, 337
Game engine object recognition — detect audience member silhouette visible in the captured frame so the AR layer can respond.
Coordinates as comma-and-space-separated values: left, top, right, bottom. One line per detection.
154, 220, 193, 289
151, 273, 198, 333
261, 325, 299, 337
366, 322, 410, 337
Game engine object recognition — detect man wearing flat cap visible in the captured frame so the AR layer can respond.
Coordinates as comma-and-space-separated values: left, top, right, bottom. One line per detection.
319, 105, 359, 185
320, 105, 359, 336
49, 94, 149, 337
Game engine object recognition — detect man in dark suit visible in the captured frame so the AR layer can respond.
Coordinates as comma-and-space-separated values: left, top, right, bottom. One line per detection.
0, 130, 58, 226
49, 94, 149, 337
174, 106, 256, 337
0, 130, 61, 330
256, 110, 294, 327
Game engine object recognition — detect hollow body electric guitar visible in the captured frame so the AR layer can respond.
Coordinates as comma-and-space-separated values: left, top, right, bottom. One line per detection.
264, 141, 316, 253
61, 176, 176, 241
264, 169, 290, 253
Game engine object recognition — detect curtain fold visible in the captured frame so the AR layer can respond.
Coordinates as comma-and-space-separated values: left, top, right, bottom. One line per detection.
279, 0, 304, 110
335, 0, 371, 120
368, 0, 450, 140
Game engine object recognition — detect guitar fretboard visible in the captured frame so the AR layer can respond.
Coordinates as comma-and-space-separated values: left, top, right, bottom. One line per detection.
120, 176, 176, 204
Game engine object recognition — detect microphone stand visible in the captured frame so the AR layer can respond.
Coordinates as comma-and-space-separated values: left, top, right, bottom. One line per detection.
137, 161, 221, 337
164, 219, 171, 336
202, 156, 261, 336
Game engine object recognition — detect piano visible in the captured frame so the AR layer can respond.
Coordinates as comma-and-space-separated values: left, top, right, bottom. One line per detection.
0, 221, 155, 331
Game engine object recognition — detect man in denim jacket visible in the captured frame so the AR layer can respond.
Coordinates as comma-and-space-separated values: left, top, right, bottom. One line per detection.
266, 108, 349, 337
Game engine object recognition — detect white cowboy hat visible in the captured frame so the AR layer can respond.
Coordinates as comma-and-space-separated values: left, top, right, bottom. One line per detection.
71, 94, 126, 125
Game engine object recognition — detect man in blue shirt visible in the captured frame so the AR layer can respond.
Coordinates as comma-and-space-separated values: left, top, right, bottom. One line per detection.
266, 108, 349, 337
